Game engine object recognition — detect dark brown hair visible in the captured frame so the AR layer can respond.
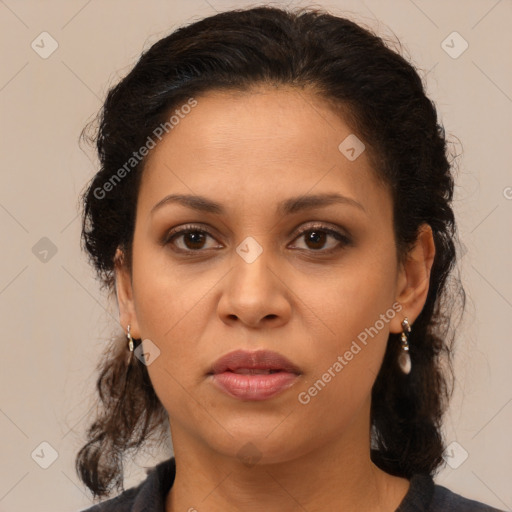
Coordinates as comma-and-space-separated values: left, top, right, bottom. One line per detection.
77, 5, 464, 499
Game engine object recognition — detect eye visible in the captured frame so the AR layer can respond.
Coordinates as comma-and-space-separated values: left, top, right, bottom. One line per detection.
163, 223, 351, 254
163, 224, 221, 252
290, 223, 351, 253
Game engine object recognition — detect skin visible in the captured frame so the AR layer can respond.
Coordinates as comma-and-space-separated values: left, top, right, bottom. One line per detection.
115, 85, 435, 512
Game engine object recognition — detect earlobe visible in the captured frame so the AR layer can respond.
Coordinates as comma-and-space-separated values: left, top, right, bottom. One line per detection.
114, 247, 141, 338
390, 224, 436, 333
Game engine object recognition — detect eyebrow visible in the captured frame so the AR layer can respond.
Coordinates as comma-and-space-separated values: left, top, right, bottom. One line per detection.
150, 192, 366, 217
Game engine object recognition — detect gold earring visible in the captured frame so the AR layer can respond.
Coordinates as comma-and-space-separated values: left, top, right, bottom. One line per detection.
399, 317, 412, 374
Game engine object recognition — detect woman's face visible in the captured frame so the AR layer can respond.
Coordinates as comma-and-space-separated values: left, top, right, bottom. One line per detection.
116, 86, 428, 464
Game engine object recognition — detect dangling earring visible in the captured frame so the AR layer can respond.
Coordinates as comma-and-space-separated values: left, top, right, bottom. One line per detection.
126, 324, 134, 353
398, 317, 412, 374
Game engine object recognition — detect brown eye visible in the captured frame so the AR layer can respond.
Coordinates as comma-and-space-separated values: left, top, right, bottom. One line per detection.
163, 223, 351, 255
164, 225, 221, 252
178, 231, 208, 250
303, 230, 328, 250
291, 224, 351, 253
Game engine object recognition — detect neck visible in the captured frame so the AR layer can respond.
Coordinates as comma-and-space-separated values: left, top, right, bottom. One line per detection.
165, 399, 409, 512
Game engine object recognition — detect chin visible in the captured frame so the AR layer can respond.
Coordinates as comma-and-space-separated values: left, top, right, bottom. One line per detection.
200, 427, 308, 467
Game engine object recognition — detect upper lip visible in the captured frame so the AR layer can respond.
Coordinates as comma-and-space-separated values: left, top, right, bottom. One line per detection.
208, 349, 302, 375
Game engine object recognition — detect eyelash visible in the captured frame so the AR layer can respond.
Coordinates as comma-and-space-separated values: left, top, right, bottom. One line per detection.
162, 223, 352, 255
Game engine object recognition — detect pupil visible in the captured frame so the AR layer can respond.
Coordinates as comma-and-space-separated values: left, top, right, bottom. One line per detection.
186, 232, 205, 249
307, 230, 325, 249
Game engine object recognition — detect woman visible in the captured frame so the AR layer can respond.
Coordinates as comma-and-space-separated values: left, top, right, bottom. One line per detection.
76, 6, 504, 511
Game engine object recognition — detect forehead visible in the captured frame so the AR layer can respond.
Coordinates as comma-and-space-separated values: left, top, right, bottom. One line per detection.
138, 86, 390, 220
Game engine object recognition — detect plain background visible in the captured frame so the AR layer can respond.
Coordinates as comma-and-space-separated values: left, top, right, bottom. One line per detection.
0, 0, 511, 510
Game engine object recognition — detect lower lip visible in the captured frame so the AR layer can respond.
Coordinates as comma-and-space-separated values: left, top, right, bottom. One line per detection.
209, 371, 299, 401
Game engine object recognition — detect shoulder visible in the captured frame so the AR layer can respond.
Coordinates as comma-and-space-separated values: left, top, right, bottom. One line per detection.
78, 486, 139, 512
76, 457, 176, 512
431, 481, 506, 512
398, 474, 506, 512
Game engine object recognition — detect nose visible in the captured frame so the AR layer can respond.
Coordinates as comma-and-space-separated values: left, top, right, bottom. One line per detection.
217, 246, 292, 329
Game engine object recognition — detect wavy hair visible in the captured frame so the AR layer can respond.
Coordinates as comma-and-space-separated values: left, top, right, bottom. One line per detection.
77, 5, 465, 499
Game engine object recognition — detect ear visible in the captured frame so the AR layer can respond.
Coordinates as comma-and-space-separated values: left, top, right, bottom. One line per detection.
114, 247, 141, 339
390, 224, 436, 334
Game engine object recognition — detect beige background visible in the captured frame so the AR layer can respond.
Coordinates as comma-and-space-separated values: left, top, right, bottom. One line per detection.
0, 0, 511, 510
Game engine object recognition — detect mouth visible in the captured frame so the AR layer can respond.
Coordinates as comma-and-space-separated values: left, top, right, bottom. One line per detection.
207, 349, 302, 401
223, 368, 283, 374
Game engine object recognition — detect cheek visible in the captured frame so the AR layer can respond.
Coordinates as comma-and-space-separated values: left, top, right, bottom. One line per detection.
131, 239, 206, 339
297, 245, 398, 397
295, 294, 394, 438
310, 241, 398, 339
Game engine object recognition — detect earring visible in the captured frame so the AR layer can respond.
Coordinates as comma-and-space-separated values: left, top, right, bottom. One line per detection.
126, 324, 134, 352
398, 317, 412, 374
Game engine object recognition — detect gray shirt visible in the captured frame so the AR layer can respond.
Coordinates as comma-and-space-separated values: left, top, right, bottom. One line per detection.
79, 457, 505, 511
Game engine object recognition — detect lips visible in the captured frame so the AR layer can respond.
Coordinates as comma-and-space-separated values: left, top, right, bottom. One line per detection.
208, 349, 302, 376
207, 349, 302, 401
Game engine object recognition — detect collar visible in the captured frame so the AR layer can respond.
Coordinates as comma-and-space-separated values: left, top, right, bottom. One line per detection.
130, 457, 176, 512
127, 457, 434, 512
